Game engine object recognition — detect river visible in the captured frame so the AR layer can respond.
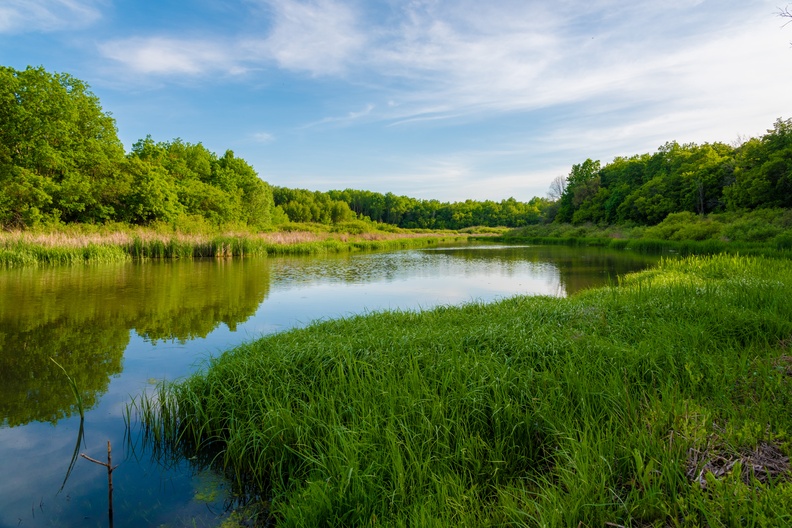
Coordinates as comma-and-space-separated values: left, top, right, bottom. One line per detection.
0, 243, 659, 527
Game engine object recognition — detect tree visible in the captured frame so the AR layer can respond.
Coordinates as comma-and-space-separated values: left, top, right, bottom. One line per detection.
555, 159, 601, 223
724, 118, 792, 210
121, 157, 183, 224
0, 66, 125, 227
780, 5, 792, 42
547, 175, 567, 200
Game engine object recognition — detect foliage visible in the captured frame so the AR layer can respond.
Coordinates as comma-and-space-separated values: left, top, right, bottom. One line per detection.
0, 66, 276, 231
4, 66, 790, 236
509, 208, 792, 250
126, 138, 275, 228
323, 189, 552, 229
0, 66, 126, 227
550, 119, 790, 227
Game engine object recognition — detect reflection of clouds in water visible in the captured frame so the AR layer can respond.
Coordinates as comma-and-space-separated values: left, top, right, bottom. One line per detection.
0, 419, 97, 525
267, 246, 568, 293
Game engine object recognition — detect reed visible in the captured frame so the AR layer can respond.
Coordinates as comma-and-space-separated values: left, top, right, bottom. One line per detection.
50, 357, 84, 419
0, 228, 466, 267
132, 254, 792, 525
51, 357, 87, 493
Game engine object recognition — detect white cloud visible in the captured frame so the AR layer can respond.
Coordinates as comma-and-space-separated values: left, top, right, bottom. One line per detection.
245, 0, 366, 74
95, 0, 791, 188
99, 37, 241, 76
0, 0, 102, 33
99, 0, 365, 79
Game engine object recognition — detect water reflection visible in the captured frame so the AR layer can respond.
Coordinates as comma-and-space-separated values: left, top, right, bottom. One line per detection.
0, 243, 659, 527
0, 260, 271, 427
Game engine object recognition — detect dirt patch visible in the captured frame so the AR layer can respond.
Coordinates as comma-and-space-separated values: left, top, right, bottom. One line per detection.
775, 354, 792, 376
687, 441, 790, 488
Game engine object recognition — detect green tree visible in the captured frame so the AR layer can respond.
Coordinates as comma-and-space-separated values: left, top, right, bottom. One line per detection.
121, 157, 184, 224
555, 159, 601, 223
724, 119, 792, 210
0, 66, 125, 227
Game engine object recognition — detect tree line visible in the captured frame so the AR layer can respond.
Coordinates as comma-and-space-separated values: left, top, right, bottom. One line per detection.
273, 187, 552, 229
2, 65, 790, 232
0, 65, 550, 231
551, 118, 792, 225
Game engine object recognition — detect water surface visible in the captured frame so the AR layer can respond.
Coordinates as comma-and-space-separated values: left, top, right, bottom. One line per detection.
0, 243, 659, 527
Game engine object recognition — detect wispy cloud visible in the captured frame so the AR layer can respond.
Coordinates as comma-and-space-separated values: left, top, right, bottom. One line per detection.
359, 0, 755, 121
301, 103, 376, 128
252, 131, 276, 143
244, 0, 366, 75
99, 37, 242, 76
98, 0, 365, 80
0, 0, 102, 33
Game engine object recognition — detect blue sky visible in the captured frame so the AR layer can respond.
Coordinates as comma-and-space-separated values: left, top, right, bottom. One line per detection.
2, 0, 791, 202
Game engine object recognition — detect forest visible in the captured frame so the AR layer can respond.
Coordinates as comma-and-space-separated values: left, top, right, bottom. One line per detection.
1, 65, 790, 233
551, 118, 792, 225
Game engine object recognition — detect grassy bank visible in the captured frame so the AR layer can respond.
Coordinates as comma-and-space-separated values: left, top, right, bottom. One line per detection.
0, 225, 468, 267
135, 254, 792, 526
490, 233, 792, 259
501, 209, 792, 258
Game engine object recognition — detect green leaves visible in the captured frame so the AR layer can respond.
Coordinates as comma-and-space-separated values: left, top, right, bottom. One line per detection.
0, 66, 277, 230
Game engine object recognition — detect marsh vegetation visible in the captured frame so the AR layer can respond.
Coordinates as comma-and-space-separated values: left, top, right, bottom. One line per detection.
136, 254, 792, 526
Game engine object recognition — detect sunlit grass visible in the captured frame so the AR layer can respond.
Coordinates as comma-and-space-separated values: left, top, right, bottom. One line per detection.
0, 226, 467, 267
131, 254, 792, 525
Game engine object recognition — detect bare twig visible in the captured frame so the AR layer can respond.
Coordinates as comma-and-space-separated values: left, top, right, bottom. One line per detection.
81, 441, 118, 528
780, 5, 792, 26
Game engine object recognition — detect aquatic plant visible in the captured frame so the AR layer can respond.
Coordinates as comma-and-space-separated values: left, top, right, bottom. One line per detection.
50, 357, 84, 419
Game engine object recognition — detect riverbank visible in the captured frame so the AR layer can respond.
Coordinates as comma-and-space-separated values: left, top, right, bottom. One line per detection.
500, 209, 792, 258
491, 232, 792, 259
137, 254, 792, 526
0, 224, 473, 267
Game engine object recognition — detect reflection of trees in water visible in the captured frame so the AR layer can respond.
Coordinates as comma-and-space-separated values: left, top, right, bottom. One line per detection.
426, 245, 659, 295
0, 247, 655, 427
0, 259, 271, 426
266, 246, 659, 297
0, 322, 127, 427
131, 259, 271, 342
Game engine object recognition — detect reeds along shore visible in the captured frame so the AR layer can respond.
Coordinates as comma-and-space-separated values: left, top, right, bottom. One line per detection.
0, 231, 465, 267
134, 254, 792, 526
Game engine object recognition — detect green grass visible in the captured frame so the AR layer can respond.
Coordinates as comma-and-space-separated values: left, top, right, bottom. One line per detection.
132, 254, 792, 526
0, 232, 464, 267
0, 241, 131, 267
502, 209, 792, 258
493, 233, 792, 259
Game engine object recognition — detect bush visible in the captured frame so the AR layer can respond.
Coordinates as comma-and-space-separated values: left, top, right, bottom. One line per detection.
721, 219, 782, 242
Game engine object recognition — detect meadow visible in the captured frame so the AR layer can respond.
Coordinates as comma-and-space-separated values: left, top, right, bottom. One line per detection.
135, 254, 792, 526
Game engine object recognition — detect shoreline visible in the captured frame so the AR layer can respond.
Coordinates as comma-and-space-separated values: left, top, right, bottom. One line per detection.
0, 228, 473, 267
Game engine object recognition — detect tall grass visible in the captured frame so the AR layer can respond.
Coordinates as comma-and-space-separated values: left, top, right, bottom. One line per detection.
0, 230, 465, 267
132, 254, 792, 526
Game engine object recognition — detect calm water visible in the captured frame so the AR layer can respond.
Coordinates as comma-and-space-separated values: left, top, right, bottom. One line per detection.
0, 243, 659, 527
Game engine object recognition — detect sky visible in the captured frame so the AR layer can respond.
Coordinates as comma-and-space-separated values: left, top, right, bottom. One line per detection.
2, 0, 791, 202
